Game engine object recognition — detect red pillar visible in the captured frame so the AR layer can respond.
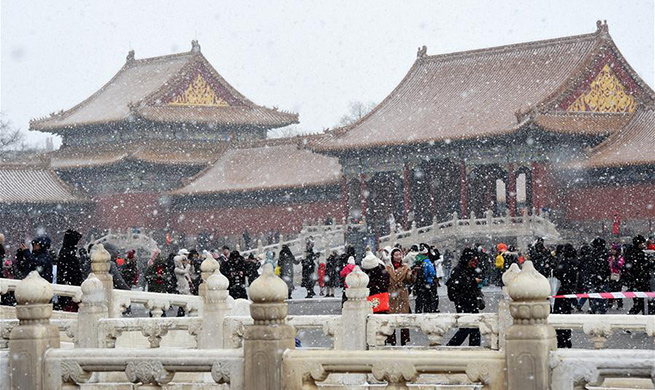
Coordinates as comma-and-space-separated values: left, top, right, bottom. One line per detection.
403, 164, 412, 230
459, 159, 467, 217
341, 175, 349, 222
531, 162, 539, 212
508, 163, 516, 217
360, 173, 368, 221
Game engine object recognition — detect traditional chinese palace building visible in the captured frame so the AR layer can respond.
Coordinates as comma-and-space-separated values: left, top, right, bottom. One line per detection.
7, 21, 653, 246
313, 21, 655, 238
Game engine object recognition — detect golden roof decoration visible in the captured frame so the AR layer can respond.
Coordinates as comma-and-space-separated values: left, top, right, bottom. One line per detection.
169, 74, 229, 107
567, 64, 636, 113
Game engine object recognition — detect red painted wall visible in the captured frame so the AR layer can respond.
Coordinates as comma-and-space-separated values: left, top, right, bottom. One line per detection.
564, 184, 655, 220
171, 200, 343, 236
93, 193, 167, 230
532, 162, 558, 211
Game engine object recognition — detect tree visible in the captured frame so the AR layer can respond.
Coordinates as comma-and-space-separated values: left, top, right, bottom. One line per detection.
0, 114, 24, 159
337, 101, 377, 127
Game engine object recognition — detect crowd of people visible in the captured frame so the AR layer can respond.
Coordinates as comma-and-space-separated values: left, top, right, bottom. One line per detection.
1, 229, 654, 348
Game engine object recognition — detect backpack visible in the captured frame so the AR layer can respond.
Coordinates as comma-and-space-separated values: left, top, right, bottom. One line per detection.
495, 253, 505, 269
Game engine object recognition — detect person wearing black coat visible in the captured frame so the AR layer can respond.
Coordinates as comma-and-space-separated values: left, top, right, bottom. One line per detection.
588, 238, 610, 314
361, 252, 389, 297
101, 243, 132, 291
553, 244, 580, 348
55, 230, 84, 311
625, 235, 653, 314
530, 238, 554, 277
446, 248, 483, 346
278, 245, 297, 299
222, 251, 248, 299
301, 240, 317, 298
16, 236, 53, 282
325, 251, 340, 297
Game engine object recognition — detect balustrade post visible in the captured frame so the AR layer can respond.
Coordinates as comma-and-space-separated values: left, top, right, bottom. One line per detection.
342, 266, 370, 350
90, 244, 115, 317
9, 271, 60, 390
244, 264, 294, 390
200, 265, 229, 349
498, 264, 520, 350
198, 253, 220, 299
76, 273, 108, 348
505, 261, 556, 390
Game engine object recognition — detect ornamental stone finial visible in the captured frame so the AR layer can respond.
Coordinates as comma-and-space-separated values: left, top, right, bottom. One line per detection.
205, 269, 230, 303
90, 244, 111, 275
507, 260, 550, 302
126, 49, 135, 64
191, 39, 201, 53
200, 252, 220, 281
249, 263, 287, 304
502, 263, 521, 290
345, 266, 370, 300
80, 273, 104, 304
248, 264, 289, 325
15, 271, 53, 306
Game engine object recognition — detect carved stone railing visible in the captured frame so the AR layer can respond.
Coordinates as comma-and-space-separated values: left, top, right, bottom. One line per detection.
97, 317, 202, 348
1, 277, 203, 318
283, 349, 506, 390
1, 319, 77, 349
379, 209, 561, 251
0, 278, 82, 304
367, 313, 499, 349
224, 315, 341, 349
111, 289, 202, 318
549, 314, 655, 349
549, 349, 655, 390
44, 348, 244, 389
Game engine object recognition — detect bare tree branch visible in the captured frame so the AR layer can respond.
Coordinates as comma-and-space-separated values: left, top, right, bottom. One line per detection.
337, 101, 377, 127
0, 114, 25, 158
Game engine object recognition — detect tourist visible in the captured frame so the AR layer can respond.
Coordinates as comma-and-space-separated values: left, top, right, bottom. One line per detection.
16, 235, 54, 282
442, 248, 453, 282
553, 244, 580, 348
625, 235, 653, 314
529, 237, 554, 278
218, 245, 230, 268
412, 243, 438, 313
246, 253, 261, 286
588, 238, 610, 314
55, 229, 84, 311
339, 256, 356, 306
325, 249, 340, 297
173, 254, 193, 296
495, 243, 508, 286
385, 248, 415, 346
145, 253, 172, 293
317, 254, 326, 296
278, 244, 297, 299
446, 248, 483, 346
121, 249, 139, 288
576, 244, 594, 312
607, 243, 625, 310
474, 244, 491, 285
301, 238, 317, 298
223, 250, 248, 300
188, 249, 203, 294
361, 250, 389, 312
403, 245, 419, 267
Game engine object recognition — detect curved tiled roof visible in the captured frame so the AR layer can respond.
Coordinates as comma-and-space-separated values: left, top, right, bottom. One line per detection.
173, 139, 341, 195
0, 165, 86, 204
30, 44, 298, 133
533, 112, 632, 135
580, 108, 655, 168
315, 24, 653, 152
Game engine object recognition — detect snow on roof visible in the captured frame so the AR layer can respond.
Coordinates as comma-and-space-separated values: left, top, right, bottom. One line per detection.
173, 141, 341, 195
0, 165, 86, 204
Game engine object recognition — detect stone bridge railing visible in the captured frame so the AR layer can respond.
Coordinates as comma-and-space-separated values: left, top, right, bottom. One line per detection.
1, 246, 654, 389
380, 209, 561, 251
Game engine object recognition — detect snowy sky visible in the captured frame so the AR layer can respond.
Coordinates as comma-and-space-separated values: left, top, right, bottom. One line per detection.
1, 0, 654, 147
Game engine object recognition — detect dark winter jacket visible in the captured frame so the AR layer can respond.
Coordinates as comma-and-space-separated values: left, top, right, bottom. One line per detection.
588, 238, 610, 290
361, 264, 389, 296
145, 255, 173, 293
56, 230, 84, 286
553, 246, 580, 295
17, 236, 53, 282
446, 263, 481, 313
624, 239, 652, 290
530, 243, 554, 277
325, 253, 340, 288
278, 245, 297, 290
222, 251, 248, 299
301, 250, 317, 289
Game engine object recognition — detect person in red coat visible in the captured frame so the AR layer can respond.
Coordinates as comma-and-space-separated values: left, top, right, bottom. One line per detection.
318, 255, 326, 296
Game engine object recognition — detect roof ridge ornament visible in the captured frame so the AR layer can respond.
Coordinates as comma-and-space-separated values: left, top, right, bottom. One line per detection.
417, 45, 427, 59
126, 50, 135, 65
191, 40, 201, 53
596, 20, 609, 37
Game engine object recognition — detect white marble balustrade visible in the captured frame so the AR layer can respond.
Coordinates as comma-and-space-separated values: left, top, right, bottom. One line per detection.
549, 313, 655, 349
